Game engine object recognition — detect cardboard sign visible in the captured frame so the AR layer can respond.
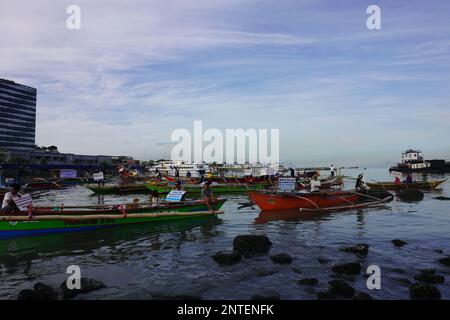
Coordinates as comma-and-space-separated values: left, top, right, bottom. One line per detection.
165, 190, 186, 202
13, 193, 33, 211
278, 177, 296, 192
93, 172, 104, 181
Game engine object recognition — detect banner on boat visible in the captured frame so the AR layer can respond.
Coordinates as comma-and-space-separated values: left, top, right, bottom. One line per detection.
60, 169, 77, 178
165, 190, 187, 202
278, 177, 296, 192
13, 193, 33, 211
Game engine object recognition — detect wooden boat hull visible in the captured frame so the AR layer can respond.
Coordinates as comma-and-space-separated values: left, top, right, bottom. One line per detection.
366, 178, 447, 190
145, 183, 266, 195
0, 200, 226, 237
248, 191, 359, 211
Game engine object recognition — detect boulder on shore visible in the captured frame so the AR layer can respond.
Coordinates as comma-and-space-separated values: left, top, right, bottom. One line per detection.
414, 270, 445, 284
392, 239, 407, 247
212, 251, 241, 265
328, 280, 355, 298
409, 282, 441, 300
18, 282, 58, 300
233, 235, 272, 255
297, 278, 319, 286
270, 253, 292, 264
340, 244, 369, 255
438, 256, 450, 267
331, 262, 361, 275
60, 278, 106, 299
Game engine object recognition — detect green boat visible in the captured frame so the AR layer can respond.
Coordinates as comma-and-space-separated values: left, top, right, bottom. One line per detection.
0, 199, 226, 238
145, 183, 266, 195
85, 184, 150, 194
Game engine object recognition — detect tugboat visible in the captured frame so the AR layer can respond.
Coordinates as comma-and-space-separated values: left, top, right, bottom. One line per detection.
389, 149, 450, 173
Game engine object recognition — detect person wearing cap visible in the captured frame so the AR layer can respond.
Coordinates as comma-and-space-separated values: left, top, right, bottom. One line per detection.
355, 174, 368, 193
1, 183, 22, 212
201, 181, 217, 211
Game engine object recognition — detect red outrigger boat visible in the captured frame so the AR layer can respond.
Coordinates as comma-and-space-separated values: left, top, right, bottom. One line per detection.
249, 189, 393, 212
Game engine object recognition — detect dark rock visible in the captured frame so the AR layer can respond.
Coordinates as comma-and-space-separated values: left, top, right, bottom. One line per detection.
316, 291, 337, 300
318, 257, 329, 265
391, 277, 412, 287
17, 289, 38, 301
155, 294, 202, 300
435, 196, 450, 201
438, 257, 450, 267
414, 272, 445, 284
60, 278, 106, 299
398, 189, 424, 202
212, 250, 241, 265
331, 262, 361, 275
340, 243, 369, 255
391, 268, 407, 274
353, 292, 373, 300
233, 235, 272, 255
251, 291, 280, 300
292, 268, 302, 274
17, 283, 58, 300
297, 278, 319, 286
270, 253, 292, 264
392, 239, 407, 247
328, 280, 355, 298
409, 282, 441, 300
434, 249, 444, 254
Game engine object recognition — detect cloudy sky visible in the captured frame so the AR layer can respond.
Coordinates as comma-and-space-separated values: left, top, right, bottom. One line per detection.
1, 0, 449, 166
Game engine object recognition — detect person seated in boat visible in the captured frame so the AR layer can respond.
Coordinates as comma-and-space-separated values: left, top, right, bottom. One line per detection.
199, 174, 206, 183
127, 198, 140, 209
1, 183, 22, 213
404, 174, 413, 184
310, 175, 321, 192
394, 176, 401, 184
355, 174, 368, 193
201, 181, 217, 211
150, 190, 160, 206
174, 181, 187, 201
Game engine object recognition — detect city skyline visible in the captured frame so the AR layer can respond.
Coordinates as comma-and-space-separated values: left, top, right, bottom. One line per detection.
1, 0, 450, 167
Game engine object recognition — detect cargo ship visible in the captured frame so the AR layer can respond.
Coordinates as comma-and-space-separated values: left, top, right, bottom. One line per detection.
389, 149, 450, 173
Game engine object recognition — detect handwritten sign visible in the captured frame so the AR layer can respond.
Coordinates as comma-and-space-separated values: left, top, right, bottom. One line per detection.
278, 177, 296, 192
93, 172, 104, 181
13, 193, 33, 211
165, 190, 186, 202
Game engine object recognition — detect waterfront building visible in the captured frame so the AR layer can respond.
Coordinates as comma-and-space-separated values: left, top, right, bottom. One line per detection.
0, 78, 37, 150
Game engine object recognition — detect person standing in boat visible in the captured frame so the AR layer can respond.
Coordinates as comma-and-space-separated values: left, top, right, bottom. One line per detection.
186, 170, 192, 178
150, 190, 160, 206
355, 174, 368, 193
330, 164, 336, 177
201, 181, 217, 211
404, 174, 413, 184
1, 183, 21, 213
310, 175, 321, 192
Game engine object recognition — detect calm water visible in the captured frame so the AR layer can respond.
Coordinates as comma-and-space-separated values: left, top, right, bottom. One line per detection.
1, 168, 449, 300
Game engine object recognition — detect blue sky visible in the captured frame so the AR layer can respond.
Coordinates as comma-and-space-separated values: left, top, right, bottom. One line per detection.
1, 0, 449, 166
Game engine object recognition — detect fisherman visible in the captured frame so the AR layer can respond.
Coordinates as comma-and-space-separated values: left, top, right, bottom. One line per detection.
186, 170, 192, 178
1, 183, 21, 213
310, 175, 321, 192
174, 181, 186, 201
290, 167, 295, 177
394, 176, 401, 184
150, 190, 160, 206
355, 174, 368, 193
330, 164, 336, 177
96, 169, 105, 187
175, 168, 180, 179
404, 174, 413, 184
199, 174, 206, 183
201, 181, 217, 211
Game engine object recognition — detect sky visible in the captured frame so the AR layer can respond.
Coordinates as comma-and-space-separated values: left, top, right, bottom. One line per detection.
1, 0, 449, 167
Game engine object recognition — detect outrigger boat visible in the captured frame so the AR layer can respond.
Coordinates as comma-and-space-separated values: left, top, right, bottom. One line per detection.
248, 190, 393, 212
296, 175, 344, 190
86, 184, 149, 194
145, 182, 266, 195
0, 199, 226, 238
366, 178, 447, 190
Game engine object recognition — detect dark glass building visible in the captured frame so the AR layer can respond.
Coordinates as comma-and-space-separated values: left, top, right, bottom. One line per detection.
0, 78, 37, 150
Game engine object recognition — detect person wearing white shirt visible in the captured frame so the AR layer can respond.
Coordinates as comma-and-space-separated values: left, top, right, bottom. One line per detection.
1, 184, 21, 212
310, 176, 321, 192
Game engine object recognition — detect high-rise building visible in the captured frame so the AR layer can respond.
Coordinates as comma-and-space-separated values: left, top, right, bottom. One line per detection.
0, 78, 37, 150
